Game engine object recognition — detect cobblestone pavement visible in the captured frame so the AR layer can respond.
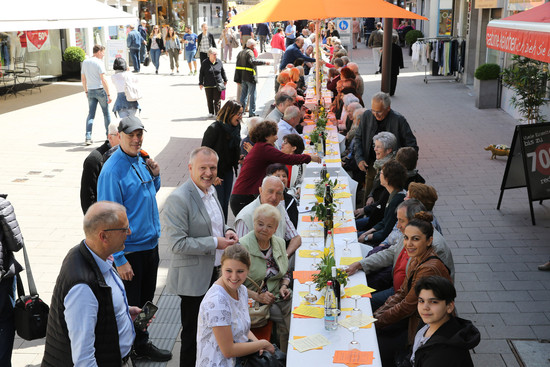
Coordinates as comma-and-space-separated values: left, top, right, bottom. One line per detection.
1, 40, 549, 367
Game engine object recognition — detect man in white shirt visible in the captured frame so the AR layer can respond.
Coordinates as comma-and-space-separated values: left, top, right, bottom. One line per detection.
276, 106, 302, 149
81, 44, 112, 145
163, 147, 238, 367
235, 176, 301, 258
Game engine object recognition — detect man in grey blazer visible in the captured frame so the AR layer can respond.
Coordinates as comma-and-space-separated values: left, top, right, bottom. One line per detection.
163, 147, 238, 367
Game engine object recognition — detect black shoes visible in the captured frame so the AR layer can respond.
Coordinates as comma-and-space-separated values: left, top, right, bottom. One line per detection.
133, 342, 172, 362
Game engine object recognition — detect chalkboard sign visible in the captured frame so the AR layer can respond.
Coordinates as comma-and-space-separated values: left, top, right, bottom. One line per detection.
498, 123, 550, 225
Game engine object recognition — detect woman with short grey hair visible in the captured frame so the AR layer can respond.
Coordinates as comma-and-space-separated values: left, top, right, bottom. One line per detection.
199, 47, 228, 117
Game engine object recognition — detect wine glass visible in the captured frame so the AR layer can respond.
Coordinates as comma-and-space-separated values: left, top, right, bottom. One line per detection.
342, 238, 353, 256
334, 169, 341, 180
304, 281, 317, 304
309, 230, 319, 249
351, 295, 362, 318
310, 250, 320, 270
348, 326, 361, 350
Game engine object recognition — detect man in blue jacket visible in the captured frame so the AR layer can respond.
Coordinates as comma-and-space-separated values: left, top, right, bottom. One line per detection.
138, 20, 148, 64
127, 24, 144, 72
97, 116, 172, 362
279, 36, 316, 71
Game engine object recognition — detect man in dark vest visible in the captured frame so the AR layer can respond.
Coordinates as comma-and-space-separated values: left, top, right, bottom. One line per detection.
43, 201, 140, 367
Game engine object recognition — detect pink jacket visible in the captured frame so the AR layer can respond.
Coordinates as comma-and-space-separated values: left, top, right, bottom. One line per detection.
271, 33, 286, 51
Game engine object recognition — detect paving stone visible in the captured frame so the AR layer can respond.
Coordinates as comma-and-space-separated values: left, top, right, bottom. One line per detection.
513, 270, 550, 281
528, 290, 550, 301
473, 301, 520, 313
459, 280, 504, 291
531, 325, 550, 339
454, 272, 479, 282
456, 291, 491, 302
465, 255, 504, 264
485, 325, 537, 339
471, 353, 507, 366
515, 300, 550, 313
455, 264, 493, 274
452, 248, 482, 256
475, 272, 519, 281
499, 312, 550, 326
488, 290, 533, 302
456, 240, 494, 248
501, 280, 546, 291
474, 339, 515, 354
501, 353, 522, 367
489, 263, 530, 272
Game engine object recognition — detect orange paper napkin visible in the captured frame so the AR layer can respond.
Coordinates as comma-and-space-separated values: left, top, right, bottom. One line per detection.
293, 270, 320, 284
302, 215, 320, 222
333, 350, 374, 366
333, 226, 357, 234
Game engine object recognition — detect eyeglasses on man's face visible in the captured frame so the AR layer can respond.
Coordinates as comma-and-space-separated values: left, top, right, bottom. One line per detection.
103, 226, 131, 234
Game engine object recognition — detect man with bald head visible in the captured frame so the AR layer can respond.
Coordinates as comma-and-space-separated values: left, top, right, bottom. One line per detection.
347, 62, 364, 98
43, 202, 139, 367
235, 175, 302, 257
163, 146, 238, 366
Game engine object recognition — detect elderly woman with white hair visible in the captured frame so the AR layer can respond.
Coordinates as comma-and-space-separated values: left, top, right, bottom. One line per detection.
241, 204, 292, 353
338, 94, 361, 133
199, 47, 228, 117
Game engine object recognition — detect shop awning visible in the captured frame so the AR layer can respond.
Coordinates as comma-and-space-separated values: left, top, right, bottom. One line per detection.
486, 2, 550, 63
0, 0, 137, 32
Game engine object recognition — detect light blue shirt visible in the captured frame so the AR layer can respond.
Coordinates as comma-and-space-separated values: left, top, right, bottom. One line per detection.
276, 119, 300, 149
64, 243, 135, 366
81, 56, 106, 90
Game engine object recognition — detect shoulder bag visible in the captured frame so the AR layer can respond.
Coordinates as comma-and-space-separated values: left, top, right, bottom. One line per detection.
143, 52, 151, 67
247, 276, 270, 328
124, 73, 142, 101
14, 242, 49, 340
232, 32, 241, 48
236, 343, 286, 367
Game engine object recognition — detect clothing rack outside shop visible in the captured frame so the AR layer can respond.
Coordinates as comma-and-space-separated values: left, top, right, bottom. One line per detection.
415, 36, 465, 84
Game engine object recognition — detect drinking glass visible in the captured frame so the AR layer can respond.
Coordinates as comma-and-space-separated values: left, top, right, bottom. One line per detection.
304, 281, 317, 304
342, 238, 353, 256
348, 326, 361, 350
351, 295, 362, 318
310, 250, 320, 270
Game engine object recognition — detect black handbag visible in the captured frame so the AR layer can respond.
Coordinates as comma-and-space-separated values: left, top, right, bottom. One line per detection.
144, 52, 151, 67
217, 82, 226, 91
236, 343, 286, 367
14, 242, 49, 340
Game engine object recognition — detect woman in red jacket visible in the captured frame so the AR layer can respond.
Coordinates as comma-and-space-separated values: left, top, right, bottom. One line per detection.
270, 28, 286, 74
229, 120, 320, 216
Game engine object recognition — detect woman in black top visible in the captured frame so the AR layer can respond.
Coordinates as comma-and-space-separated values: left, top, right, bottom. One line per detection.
201, 100, 243, 220
199, 47, 227, 117
326, 21, 340, 39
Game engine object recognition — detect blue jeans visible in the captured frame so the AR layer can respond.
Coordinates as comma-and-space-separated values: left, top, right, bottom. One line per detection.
370, 287, 395, 312
86, 88, 111, 140
214, 170, 234, 222
150, 48, 161, 71
240, 81, 256, 116
0, 277, 16, 367
130, 48, 140, 72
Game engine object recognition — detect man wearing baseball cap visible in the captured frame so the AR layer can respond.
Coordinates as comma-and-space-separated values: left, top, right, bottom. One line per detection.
97, 116, 172, 362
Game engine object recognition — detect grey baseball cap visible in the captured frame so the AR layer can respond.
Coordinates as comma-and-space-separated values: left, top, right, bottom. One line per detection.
118, 116, 146, 134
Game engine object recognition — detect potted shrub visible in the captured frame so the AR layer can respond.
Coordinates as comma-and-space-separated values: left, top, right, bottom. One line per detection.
62, 46, 86, 79
501, 55, 550, 124
474, 63, 500, 109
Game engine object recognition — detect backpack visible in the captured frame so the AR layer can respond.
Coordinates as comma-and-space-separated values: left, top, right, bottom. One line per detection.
124, 73, 142, 101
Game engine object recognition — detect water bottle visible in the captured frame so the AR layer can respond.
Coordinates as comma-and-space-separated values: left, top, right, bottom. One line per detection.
324, 280, 339, 331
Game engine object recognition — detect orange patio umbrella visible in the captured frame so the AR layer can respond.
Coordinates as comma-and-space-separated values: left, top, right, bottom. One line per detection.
228, 0, 427, 27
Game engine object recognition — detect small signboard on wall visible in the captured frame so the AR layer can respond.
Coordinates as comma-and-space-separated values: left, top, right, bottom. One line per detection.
106, 39, 127, 71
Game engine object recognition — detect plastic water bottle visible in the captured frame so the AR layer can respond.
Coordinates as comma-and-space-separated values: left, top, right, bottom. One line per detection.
324, 280, 339, 331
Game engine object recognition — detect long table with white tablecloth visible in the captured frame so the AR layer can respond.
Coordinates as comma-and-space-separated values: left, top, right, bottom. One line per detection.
286, 123, 382, 366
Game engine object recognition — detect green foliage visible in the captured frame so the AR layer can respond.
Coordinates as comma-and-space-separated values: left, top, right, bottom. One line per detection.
63, 47, 86, 63
405, 30, 423, 46
474, 63, 501, 80
311, 201, 337, 223
312, 248, 348, 290
501, 55, 550, 124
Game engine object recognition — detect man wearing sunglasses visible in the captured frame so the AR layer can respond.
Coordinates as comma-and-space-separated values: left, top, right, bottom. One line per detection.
97, 116, 172, 362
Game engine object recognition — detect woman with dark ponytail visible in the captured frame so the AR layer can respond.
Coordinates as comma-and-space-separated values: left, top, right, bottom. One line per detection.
374, 211, 453, 367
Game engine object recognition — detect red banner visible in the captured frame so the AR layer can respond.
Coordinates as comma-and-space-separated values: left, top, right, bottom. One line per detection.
486, 26, 550, 63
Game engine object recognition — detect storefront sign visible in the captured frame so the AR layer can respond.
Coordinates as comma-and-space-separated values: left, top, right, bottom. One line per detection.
26, 30, 50, 52
486, 26, 550, 63
508, 0, 543, 11
475, 0, 503, 9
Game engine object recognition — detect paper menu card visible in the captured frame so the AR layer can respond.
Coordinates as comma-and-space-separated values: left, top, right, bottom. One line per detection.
334, 192, 353, 199
344, 284, 376, 297
339, 315, 377, 329
340, 257, 363, 266
289, 334, 330, 353
298, 250, 323, 258
333, 350, 374, 366
292, 305, 325, 319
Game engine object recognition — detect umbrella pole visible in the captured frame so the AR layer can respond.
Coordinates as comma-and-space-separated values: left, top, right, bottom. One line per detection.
381, 18, 393, 93
316, 19, 321, 103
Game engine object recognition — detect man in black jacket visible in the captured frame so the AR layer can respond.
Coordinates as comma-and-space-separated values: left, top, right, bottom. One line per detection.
80, 122, 120, 214
43, 201, 141, 367
234, 39, 270, 117
0, 194, 23, 367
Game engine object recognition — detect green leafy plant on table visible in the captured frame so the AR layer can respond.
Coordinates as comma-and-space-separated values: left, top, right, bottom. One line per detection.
312, 247, 348, 291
